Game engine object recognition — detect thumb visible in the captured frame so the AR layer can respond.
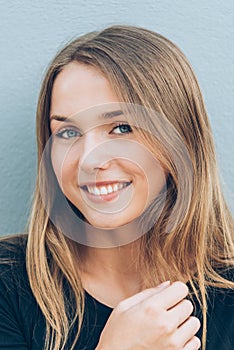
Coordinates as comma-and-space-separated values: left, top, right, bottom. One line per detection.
116, 281, 170, 310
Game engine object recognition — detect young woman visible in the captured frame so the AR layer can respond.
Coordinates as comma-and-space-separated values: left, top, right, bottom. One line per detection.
0, 25, 233, 350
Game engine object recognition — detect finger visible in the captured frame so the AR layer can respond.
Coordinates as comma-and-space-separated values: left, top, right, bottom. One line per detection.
176, 316, 201, 346
117, 281, 170, 311
184, 336, 201, 350
167, 299, 194, 328
151, 281, 189, 310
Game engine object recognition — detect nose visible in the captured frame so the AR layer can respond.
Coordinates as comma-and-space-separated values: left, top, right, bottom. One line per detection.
78, 131, 111, 174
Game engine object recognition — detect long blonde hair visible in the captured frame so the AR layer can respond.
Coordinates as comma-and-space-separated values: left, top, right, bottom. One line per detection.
25, 25, 234, 350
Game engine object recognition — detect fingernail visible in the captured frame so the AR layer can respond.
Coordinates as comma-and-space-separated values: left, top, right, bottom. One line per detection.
156, 281, 170, 289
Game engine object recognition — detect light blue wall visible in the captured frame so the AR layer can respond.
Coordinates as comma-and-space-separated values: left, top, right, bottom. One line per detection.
0, 0, 233, 234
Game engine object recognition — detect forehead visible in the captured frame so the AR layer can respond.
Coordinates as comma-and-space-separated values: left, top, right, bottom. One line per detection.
50, 62, 120, 119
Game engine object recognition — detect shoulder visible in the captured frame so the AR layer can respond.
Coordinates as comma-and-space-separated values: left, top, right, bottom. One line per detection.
0, 234, 28, 291
205, 268, 234, 350
0, 235, 46, 349
0, 233, 27, 259
206, 267, 234, 310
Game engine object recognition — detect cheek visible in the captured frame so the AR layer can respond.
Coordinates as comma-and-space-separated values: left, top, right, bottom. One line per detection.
147, 165, 167, 204
138, 159, 167, 202
51, 144, 78, 188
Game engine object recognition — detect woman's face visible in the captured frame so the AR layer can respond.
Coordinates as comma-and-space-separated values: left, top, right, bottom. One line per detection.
50, 62, 166, 229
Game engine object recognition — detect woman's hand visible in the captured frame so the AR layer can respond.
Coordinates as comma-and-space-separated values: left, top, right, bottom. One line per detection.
96, 281, 201, 350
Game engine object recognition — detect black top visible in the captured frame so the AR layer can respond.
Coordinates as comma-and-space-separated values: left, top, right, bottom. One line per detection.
0, 235, 233, 350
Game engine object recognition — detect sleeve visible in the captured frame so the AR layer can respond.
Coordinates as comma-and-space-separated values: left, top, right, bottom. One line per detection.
204, 268, 234, 350
0, 277, 28, 349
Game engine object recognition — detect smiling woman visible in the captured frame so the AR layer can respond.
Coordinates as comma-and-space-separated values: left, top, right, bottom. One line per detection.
49, 63, 166, 230
0, 25, 234, 350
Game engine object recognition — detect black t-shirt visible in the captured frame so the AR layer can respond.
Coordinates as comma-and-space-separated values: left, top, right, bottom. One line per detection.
0, 235, 233, 350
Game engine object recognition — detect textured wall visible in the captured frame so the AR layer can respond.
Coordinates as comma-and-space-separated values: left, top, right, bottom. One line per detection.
0, 0, 233, 234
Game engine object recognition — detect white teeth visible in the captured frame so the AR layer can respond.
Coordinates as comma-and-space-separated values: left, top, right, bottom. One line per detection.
94, 187, 101, 195
118, 183, 124, 190
107, 185, 113, 193
100, 186, 108, 195
87, 185, 92, 194
85, 182, 129, 196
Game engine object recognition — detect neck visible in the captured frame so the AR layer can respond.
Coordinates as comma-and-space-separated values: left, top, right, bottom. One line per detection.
82, 239, 141, 275
79, 239, 145, 307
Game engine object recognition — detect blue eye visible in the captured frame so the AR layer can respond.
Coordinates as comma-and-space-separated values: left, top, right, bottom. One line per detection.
56, 128, 80, 139
112, 123, 132, 134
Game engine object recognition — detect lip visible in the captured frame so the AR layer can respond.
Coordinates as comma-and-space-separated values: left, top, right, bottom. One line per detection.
80, 181, 132, 203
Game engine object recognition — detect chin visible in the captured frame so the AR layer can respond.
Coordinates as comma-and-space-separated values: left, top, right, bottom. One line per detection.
84, 212, 139, 231
87, 219, 125, 230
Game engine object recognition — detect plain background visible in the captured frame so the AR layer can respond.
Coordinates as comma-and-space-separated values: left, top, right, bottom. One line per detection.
0, 0, 233, 235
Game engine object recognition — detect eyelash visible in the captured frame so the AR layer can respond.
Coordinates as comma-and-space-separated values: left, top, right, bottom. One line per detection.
55, 127, 81, 139
111, 123, 132, 135
54, 123, 132, 140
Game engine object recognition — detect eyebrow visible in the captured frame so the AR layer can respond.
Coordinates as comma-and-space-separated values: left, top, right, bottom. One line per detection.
50, 109, 124, 122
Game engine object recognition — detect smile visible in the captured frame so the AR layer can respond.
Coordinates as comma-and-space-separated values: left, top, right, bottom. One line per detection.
81, 182, 131, 196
